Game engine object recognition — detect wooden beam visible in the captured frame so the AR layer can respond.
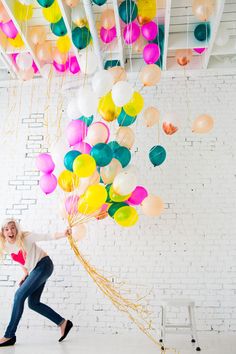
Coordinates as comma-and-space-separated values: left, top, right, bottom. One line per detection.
112, 0, 125, 67
163, 0, 171, 70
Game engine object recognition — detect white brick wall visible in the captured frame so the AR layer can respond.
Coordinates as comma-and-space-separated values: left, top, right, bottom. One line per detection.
0, 71, 236, 335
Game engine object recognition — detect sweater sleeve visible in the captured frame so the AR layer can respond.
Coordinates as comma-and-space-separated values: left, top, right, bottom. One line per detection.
28, 232, 54, 242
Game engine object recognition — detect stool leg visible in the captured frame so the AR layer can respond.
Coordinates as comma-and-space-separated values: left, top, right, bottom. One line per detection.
189, 305, 201, 351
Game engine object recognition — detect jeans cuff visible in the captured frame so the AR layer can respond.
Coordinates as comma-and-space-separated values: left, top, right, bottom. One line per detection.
58, 318, 66, 327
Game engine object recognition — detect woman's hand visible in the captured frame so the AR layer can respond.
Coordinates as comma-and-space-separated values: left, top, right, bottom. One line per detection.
65, 227, 72, 237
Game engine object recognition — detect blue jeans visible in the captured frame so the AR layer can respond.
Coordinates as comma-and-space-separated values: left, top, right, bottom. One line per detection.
5, 256, 65, 338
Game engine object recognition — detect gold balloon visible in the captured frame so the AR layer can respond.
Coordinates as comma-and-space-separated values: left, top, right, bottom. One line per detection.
101, 8, 115, 29
192, 0, 215, 21
14, 1, 33, 22
8, 34, 24, 48
43, 1, 61, 23
140, 64, 161, 86
137, 0, 156, 25
192, 114, 214, 133
142, 195, 164, 217
58, 170, 80, 192
108, 66, 127, 83
98, 92, 121, 122
143, 107, 160, 127
100, 158, 122, 184
57, 35, 71, 53
175, 49, 192, 66
116, 127, 135, 149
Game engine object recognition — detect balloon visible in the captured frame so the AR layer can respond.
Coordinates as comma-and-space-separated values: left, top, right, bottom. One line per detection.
72, 223, 87, 241
66, 97, 81, 119
90, 143, 113, 167
215, 24, 229, 46
101, 9, 115, 29
18, 67, 34, 80
137, 0, 156, 25
29, 26, 46, 45
98, 92, 121, 122
39, 173, 57, 195
108, 202, 128, 217
64, 150, 81, 171
113, 170, 137, 195
0, 3, 10, 23
194, 47, 206, 54
143, 43, 160, 64
57, 35, 71, 53
8, 34, 24, 48
108, 66, 127, 83
149, 145, 166, 166
92, 70, 114, 97
86, 122, 110, 145
77, 86, 98, 117
58, 170, 80, 192
100, 158, 122, 184
119, 0, 138, 24
51, 18, 67, 37
192, 0, 215, 21
69, 56, 80, 74
127, 186, 148, 205
141, 21, 158, 41
13, 1, 33, 21
64, 0, 79, 7
123, 91, 144, 116
79, 48, 98, 75
113, 146, 131, 168
175, 49, 192, 66
92, 0, 107, 5
111, 81, 134, 107
36, 42, 52, 62
37, 0, 54, 7
53, 60, 68, 72
72, 26, 91, 49
140, 64, 161, 86
77, 170, 100, 196
108, 141, 120, 152
19, 0, 33, 4
78, 196, 100, 215
84, 184, 107, 208
66, 119, 88, 146
95, 203, 109, 220
73, 154, 96, 177
192, 114, 214, 133
123, 22, 140, 44
142, 195, 164, 217
116, 127, 135, 149
1, 20, 18, 39
114, 206, 138, 227
65, 195, 80, 215
71, 3, 86, 27
32, 61, 38, 73
43, 1, 61, 23
118, 109, 136, 126
132, 35, 147, 53
100, 26, 117, 43
50, 138, 68, 174
109, 185, 130, 202
36, 153, 55, 173
53, 48, 68, 64
143, 107, 160, 127
16, 52, 33, 70
162, 113, 178, 135
194, 23, 210, 42
73, 141, 92, 154
78, 116, 93, 127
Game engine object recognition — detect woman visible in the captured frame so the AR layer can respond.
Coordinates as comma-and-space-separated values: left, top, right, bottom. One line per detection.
0, 218, 73, 347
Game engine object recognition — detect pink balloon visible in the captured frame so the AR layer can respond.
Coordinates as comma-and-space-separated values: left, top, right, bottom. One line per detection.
53, 60, 69, 72
143, 43, 160, 64
127, 186, 148, 206
123, 22, 140, 44
141, 21, 158, 41
39, 174, 57, 195
1, 20, 18, 39
36, 153, 55, 173
194, 47, 206, 54
11, 53, 18, 62
66, 119, 88, 146
100, 26, 117, 44
32, 61, 38, 73
65, 195, 80, 214
73, 141, 92, 154
69, 56, 80, 74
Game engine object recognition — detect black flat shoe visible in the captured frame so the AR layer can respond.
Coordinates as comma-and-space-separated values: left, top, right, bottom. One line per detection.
58, 320, 73, 342
0, 336, 16, 347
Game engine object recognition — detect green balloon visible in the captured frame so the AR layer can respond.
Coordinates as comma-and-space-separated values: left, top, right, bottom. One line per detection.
78, 115, 93, 127
90, 143, 113, 167
118, 0, 138, 24
92, 0, 107, 5
64, 150, 81, 171
118, 109, 137, 127
50, 18, 67, 37
149, 145, 166, 167
113, 146, 131, 168
108, 141, 120, 152
72, 27, 91, 50
37, 0, 54, 7
194, 23, 210, 42
108, 202, 128, 217
105, 184, 112, 202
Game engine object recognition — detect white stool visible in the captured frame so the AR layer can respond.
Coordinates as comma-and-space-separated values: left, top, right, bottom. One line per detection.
159, 298, 201, 351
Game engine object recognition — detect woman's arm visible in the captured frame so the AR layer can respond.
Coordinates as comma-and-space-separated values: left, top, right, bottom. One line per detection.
29, 227, 72, 242
52, 227, 72, 240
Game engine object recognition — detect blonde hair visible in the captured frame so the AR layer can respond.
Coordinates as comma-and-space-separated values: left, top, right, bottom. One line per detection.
0, 218, 28, 258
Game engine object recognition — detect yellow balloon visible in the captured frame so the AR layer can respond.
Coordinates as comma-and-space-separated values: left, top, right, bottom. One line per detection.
73, 154, 96, 178
84, 184, 107, 208
43, 1, 62, 23
58, 170, 80, 192
137, 0, 156, 25
123, 92, 144, 117
109, 185, 130, 202
14, 1, 33, 22
98, 92, 121, 122
114, 206, 138, 227
8, 34, 24, 48
78, 197, 100, 215
57, 35, 71, 53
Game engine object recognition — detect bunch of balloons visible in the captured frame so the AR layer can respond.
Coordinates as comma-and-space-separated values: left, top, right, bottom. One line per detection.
0, 2, 25, 48
100, 8, 117, 44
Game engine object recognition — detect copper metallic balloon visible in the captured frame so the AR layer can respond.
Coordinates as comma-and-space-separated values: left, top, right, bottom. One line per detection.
143, 107, 160, 127
142, 195, 164, 217
140, 64, 161, 86
132, 35, 147, 54
192, 0, 215, 21
175, 49, 192, 66
137, 15, 151, 26
115, 127, 135, 149
101, 8, 115, 29
192, 114, 214, 133
108, 66, 127, 83
162, 122, 178, 135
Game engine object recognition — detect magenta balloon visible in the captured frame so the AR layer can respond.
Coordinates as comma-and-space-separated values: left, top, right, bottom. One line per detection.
141, 21, 158, 41
53, 60, 69, 72
39, 174, 57, 195
65, 195, 80, 214
69, 56, 80, 74
73, 141, 91, 154
1, 20, 18, 39
143, 43, 160, 64
11, 53, 18, 62
66, 119, 88, 146
194, 47, 206, 54
32, 61, 38, 73
100, 26, 117, 44
127, 186, 148, 205
36, 153, 55, 173
123, 22, 140, 44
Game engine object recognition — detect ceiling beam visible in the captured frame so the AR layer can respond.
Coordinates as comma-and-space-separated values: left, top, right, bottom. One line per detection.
112, 0, 125, 67
162, 0, 171, 70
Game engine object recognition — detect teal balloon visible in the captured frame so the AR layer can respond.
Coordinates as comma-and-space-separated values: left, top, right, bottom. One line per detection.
105, 184, 112, 202
108, 141, 120, 152
92, 0, 107, 5
113, 146, 131, 168
194, 23, 210, 42
119, 0, 138, 24
108, 202, 128, 217
78, 115, 93, 127
72, 27, 91, 50
118, 109, 137, 126
90, 143, 113, 167
149, 145, 166, 167
50, 18, 67, 37
64, 150, 81, 171
37, 0, 54, 7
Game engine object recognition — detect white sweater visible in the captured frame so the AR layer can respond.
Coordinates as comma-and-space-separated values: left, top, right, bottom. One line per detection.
5, 232, 53, 273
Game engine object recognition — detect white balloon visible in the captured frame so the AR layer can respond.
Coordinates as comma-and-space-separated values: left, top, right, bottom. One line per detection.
66, 97, 81, 119
111, 81, 134, 107
50, 138, 69, 176
92, 70, 114, 97
16, 53, 33, 71
77, 86, 98, 117
18, 0, 33, 4
113, 170, 137, 195
71, 3, 86, 25
79, 48, 98, 75
215, 24, 229, 47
